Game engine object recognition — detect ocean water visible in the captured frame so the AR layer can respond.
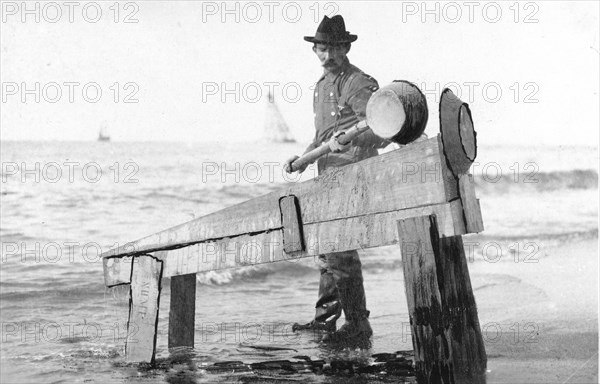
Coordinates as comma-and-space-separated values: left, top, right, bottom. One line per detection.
0, 140, 597, 383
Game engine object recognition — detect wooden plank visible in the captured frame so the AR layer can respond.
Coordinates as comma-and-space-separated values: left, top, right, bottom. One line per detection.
436, 235, 487, 383
301, 200, 466, 254
298, 135, 456, 224
436, 132, 459, 201
279, 195, 304, 253
101, 136, 457, 261
397, 215, 443, 382
168, 274, 196, 349
397, 215, 486, 383
458, 174, 484, 233
104, 256, 133, 287
104, 200, 473, 285
125, 255, 163, 363
167, 231, 285, 276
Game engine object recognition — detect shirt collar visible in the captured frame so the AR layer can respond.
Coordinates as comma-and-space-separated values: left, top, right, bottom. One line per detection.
320, 57, 351, 82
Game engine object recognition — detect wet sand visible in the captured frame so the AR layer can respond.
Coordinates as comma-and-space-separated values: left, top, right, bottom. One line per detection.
468, 237, 599, 383
182, 235, 599, 383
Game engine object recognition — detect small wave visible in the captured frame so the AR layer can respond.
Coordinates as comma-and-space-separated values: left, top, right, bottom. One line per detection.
0, 232, 40, 242
472, 228, 598, 244
196, 262, 314, 286
475, 169, 598, 193
65, 346, 122, 359
0, 281, 106, 302
138, 189, 209, 205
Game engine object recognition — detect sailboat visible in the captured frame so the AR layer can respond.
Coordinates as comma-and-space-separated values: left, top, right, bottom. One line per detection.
263, 92, 295, 143
98, 121, 110, 142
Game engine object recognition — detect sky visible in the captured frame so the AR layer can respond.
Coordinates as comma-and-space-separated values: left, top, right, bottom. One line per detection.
1, 1, 599, 146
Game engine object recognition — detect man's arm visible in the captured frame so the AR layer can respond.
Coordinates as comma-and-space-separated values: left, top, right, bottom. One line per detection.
303, 134, 319, 154
345, 77, 391, 149
284, 134, 318, 174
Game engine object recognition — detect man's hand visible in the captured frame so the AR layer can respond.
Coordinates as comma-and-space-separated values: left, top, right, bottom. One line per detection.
328, 131, 351, 153
284, 155, 307, 174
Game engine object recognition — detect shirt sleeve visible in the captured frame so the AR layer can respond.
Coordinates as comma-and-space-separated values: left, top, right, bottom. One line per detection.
345, 74, 391, 149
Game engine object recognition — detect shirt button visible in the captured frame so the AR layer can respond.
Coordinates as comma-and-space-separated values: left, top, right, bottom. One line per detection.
330, 111, 335, 116
329, 92, 333, 96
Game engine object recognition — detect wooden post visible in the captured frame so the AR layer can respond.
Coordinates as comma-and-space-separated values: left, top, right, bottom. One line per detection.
458, 174, 484, 233
397, 215, 486, 384
168, 274, 196, 349
126, 255, 163, 363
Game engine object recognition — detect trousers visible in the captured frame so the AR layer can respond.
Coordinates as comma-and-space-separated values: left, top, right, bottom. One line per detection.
313, 250, 369, 324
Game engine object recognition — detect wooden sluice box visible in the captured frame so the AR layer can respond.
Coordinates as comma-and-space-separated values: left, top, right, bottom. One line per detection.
101, 83, 487, 383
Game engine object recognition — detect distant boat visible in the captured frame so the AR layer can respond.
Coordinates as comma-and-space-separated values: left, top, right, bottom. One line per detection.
264, 92, 295, 143
98, 121, 110, 142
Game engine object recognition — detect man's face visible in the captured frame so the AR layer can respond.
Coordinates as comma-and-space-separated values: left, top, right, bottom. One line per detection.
313, 43, 349, 73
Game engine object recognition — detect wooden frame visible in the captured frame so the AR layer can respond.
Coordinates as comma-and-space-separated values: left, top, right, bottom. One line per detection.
102, 89, 487, 383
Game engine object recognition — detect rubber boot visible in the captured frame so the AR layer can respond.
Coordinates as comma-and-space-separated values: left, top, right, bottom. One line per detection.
292, 267, 341, 332
321, 282, 372, 344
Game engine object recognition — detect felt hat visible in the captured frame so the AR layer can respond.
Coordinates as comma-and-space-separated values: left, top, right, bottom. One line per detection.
304, 15, 357, 44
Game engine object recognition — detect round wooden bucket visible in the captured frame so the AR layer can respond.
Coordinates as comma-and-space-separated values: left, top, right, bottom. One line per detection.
366, 80, 429, 144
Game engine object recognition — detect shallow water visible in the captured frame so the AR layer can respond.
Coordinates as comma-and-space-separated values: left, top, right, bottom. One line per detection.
1, 140, 597, 383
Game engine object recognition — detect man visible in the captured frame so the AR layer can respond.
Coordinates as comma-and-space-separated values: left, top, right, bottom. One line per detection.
284, 15, 389, 343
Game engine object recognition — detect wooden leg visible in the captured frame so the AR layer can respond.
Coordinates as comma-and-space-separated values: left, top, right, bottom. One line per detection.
168, 274, 196, 349
397, 215, 486, 384
126, 255, 163, 363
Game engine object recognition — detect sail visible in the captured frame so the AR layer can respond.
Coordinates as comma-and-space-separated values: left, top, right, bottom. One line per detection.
98, 121, 110, 142
263, 93, 295, 143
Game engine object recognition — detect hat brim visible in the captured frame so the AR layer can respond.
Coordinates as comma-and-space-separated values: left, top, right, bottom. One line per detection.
304, 34, 358, 44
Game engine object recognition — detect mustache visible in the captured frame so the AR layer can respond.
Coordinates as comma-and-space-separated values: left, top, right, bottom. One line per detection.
323, 60, 336, 66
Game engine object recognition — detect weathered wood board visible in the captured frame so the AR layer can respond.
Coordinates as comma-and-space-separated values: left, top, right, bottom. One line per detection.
104, 198, 481, 286
102, 135, 457, 260
125, 255, 163, 363
397, 215, 486, 383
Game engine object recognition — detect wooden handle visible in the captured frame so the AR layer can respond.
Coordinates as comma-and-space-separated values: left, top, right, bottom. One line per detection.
289, 124, 371, 173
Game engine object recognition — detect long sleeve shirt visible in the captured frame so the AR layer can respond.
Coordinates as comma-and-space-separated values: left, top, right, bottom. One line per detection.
305, 58, 390, 173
